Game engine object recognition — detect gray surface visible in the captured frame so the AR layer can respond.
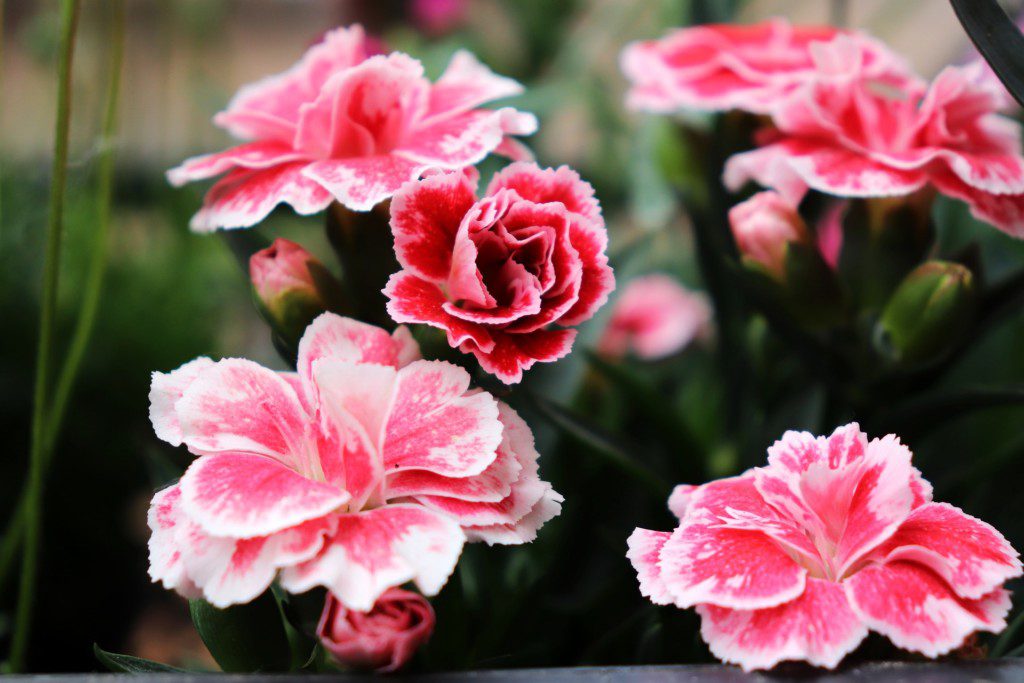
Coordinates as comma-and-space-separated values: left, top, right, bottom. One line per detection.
8, 660, 1024, 681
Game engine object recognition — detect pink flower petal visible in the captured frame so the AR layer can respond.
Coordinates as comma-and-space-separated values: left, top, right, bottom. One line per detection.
302, 156, 428, 212
870, 502, 1022, 599
426, 50, 524, 118
147, 485, 201, 599
189, 161, 334, 232
383, 360, 502, 477
559, 215, 615, 326
754, 425, 915, 578
384, 271, 496, 353
149, 357, 215, 447
297, 313, 417, 402
400, 108, 529, 168
845, 561, 1011, 657
167, 142, 307, 186
467, 328, 577, 385
626, 528, 674, 605
179, 452, 350, 538
390, 170, 479, 281
697, 578, 869, 672
175, 358, 313, 468
668, 484, 697, 519
465, 486, 563, 545
932, 170, 1024, 239
486, 162, 602, 223
280, 505, 466, 611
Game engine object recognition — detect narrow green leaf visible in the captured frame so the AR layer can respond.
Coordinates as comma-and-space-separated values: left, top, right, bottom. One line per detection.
93, 644, 186, 673
189, 591, 292, 673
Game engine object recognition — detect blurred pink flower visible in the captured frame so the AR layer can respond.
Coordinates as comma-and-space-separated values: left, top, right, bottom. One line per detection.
725, 36, 1024, 238
168, 25, 535, 231
598, 274, 710, 360
147, 313, 560, 610
620, 18, 919, 115
728, 191, 809, 278
385, 164, 615, 384
629, 423, 1021, 672
318, 588, 435, 673
411, 0, 468, 36
816, 201, 846, 270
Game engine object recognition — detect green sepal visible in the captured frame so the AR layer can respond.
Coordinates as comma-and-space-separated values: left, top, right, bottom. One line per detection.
189, 590, 292, 673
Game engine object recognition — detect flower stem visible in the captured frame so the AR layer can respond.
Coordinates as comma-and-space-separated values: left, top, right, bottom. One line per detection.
8, 0, 81, 671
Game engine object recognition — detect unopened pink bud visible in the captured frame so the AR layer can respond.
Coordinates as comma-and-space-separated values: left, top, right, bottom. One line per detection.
728, 191, 810, 278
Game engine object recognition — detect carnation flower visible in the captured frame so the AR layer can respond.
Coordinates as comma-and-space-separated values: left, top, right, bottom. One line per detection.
167, 25, 536, 231
384, 163, 615, 384
598, 274, 710, 360
147, 313, 560, 610
620, 18, 919, 115
724, 35, 1024, 237
628, 423, 1021, 671
318, 588, 435, 673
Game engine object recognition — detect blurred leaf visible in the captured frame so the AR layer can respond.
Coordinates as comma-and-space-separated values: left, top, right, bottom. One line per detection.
93, 644, 186, 673
189, 592, 292, 673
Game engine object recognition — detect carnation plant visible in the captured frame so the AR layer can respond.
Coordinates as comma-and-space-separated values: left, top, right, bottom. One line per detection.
6, 0, 1024, 675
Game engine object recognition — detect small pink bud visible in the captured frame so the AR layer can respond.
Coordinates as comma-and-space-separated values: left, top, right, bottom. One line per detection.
728, 191, 810, 279
411, 0, 468, 36
250, 238, 320, 304
317, 588, 435, 673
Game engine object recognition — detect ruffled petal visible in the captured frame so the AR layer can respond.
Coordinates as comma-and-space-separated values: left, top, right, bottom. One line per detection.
466, 328, 577, 385
626, 528, 675, 605
426, 50, 524, 118
279, 505, 466, 611
485, 162, 602, 223
844, 561, 1011, 658
149, 357, 215, 447
166, 142, 307, 186
384, 272, 496, 353
697, 578, 868, 672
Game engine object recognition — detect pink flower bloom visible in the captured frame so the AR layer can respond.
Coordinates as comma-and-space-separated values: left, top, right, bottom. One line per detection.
167, 25, 536, 232
725, 36, 1024, 238
620, 18, 919, 115
147, 313, 561, 610
598, 274, 710, 360
318, 587, 435, 673
628, 423, 1021, 672
728, 191, 810, 278
384, 163, 615, 384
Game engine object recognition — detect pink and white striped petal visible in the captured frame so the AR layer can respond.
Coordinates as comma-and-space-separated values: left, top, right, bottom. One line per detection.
845, 562, 1012, 658
400, 108, 528, 168
166, 142, 306, 186
279, 505, 466, 611
870, 502, 1022, 599
147, 485, 201, 599
178, 452, 350, 538
149, 357, 215, 447
302, 156, 428, 212
559, 216, 615, 326
386, 431, 520, 503
390, 170, 479, 281
697, 578, 869, 672
627, 528, 674, 605
189, 162, 334, 232
384, 272, 496, 353
465, 487, 563, 545
383, 360, 502, 476
426, 50, 525, 119
467, 328, 578, 385
668, 484, 697, 519
175, 358, 311, 466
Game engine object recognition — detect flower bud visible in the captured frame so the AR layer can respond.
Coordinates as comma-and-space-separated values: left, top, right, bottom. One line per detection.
728, 191, 811, 280
249, 238, 342, 346
317, 589, 435, 673
877, 261, 976, 365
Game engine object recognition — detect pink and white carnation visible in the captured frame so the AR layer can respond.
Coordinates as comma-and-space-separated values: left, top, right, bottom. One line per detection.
384, 163, 615, 384
598, 274, 710, 361
621, 18, 919, 115
628, 423, 1021, 672
725, 36, 1024, 238
167, 25, 536, 231
146, 313, 561, 610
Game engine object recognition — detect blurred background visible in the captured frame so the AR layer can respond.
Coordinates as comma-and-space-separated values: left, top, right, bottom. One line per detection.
3, 0, 1024, 672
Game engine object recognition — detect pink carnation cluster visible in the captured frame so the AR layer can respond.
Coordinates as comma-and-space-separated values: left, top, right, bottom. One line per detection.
625, 18, 1024, 238
629, 424, 1021, 671
148, 313, 561, 611
168, 25, 535, 231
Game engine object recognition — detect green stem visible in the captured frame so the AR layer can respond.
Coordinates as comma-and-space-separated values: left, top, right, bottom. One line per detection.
8, 0, 81, 671
0, 0, 123, 606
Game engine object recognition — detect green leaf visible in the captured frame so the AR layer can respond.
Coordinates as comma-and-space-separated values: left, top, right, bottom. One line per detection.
93, 644, 186, 673
189, 591, 292, 673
